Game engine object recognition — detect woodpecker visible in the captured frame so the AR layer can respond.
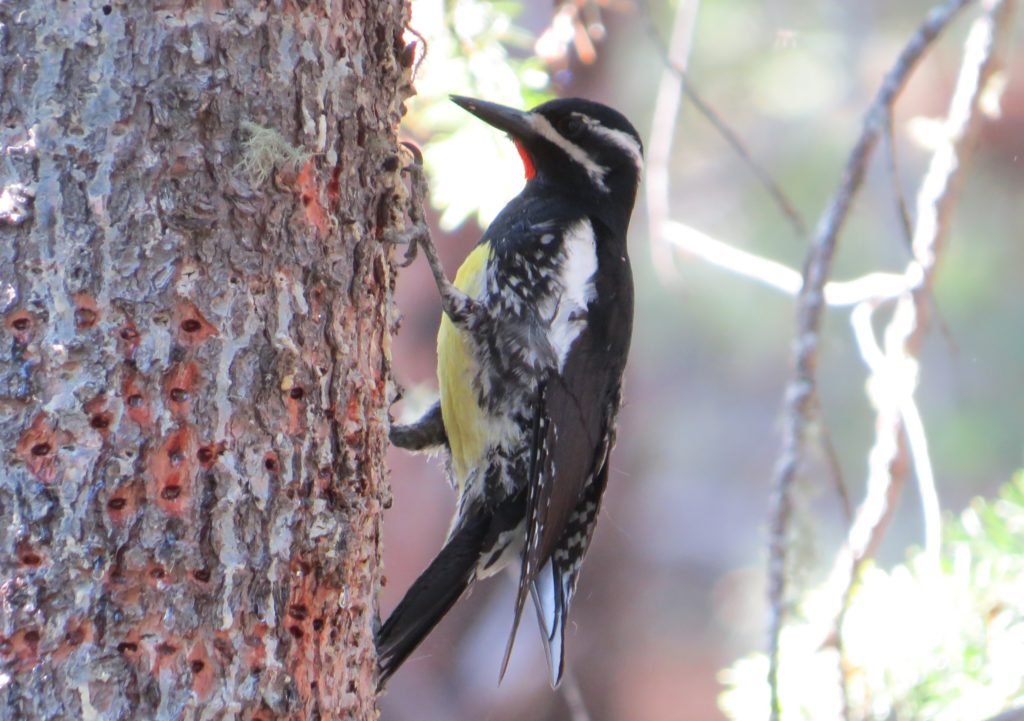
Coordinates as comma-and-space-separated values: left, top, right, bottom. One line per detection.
380, 95, 642, 688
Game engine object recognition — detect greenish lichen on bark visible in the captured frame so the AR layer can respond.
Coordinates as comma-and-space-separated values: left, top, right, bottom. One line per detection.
0, 1, 411, 719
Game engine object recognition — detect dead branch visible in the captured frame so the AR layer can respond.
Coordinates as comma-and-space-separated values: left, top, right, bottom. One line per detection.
811, 0, 1016, 656
767, 1, 977, 717
646, 0, 701, 284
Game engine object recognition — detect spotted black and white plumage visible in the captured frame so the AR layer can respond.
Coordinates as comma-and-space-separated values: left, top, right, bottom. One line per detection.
379, 96, 642, 688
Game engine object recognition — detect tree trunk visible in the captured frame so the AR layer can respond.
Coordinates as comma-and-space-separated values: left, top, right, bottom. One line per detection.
0, 2, 409, 718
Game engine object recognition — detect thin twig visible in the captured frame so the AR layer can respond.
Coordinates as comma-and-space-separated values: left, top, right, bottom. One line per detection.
560, 667, 594, 721
810, 0, 1015, 666
642, 1, 808, 241
645, 0, 701, 285
766, 1, 975, 718
883, 107, 916, 250
681, 83, 808, 239
662, 221, 908, 306
885, 105, 961, 361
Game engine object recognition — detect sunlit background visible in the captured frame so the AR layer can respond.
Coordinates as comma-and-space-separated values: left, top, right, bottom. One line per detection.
381, 1, 1024, 719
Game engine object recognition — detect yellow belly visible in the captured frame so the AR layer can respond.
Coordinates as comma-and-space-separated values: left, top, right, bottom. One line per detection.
437, 242, 491, 492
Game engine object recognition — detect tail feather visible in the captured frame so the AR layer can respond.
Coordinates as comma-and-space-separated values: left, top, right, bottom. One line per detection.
530, 559, 571, 687
376, 513, 489, 687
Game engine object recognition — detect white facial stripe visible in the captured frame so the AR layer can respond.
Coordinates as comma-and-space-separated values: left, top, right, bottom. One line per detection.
529, 114, 609, 192
591, 125, 644, 174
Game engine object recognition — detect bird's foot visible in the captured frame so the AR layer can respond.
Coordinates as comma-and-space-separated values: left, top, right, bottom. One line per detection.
387, 143, 477, 325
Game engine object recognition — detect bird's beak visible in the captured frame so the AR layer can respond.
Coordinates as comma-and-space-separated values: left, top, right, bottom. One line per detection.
450, 95, 536, 141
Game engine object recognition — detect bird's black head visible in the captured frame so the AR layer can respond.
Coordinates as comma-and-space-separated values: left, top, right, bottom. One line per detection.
451, 96, 643, 221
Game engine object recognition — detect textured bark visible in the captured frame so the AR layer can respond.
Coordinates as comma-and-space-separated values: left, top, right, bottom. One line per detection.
0, 2, 409, 719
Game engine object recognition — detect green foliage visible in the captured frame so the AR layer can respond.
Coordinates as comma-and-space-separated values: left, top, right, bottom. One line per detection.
720, 473, 1024, 721
404, 0, 553, 229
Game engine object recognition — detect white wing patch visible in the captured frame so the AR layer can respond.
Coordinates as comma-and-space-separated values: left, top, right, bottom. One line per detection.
548, 219, 597, 371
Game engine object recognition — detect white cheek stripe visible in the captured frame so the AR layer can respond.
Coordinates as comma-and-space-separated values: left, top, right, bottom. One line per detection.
529, 114, 609, 193
591, 125, 644, 174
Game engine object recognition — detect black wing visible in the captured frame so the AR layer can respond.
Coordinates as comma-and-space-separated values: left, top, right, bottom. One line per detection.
499, 321, 623, 684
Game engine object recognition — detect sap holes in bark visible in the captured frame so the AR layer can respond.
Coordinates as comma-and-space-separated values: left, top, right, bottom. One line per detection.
263, 453, 278, 473
74, 307, 98, 329
160, 485, 182, 500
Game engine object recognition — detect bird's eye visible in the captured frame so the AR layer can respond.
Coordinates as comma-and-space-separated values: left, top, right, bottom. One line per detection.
560, 116, 585, 138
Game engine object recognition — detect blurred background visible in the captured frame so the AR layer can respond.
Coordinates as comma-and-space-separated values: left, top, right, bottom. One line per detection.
380, 1, 1024, 719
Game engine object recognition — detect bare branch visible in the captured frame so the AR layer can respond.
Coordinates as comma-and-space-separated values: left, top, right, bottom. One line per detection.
643, 0, 808, 248
662, 221, 908, 306
767, 1, 977, 717
645, 0, 701, 284
808, 0, 1016, 665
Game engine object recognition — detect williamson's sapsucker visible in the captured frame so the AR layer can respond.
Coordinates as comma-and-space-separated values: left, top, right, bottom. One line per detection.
380, 95, 643, 688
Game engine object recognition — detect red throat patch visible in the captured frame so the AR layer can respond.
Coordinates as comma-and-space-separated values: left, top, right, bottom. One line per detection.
514, 140, 536, 181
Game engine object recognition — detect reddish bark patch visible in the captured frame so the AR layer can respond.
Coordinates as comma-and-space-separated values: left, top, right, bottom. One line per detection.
5, 309, 36, 343
115, 630, 141, 658
296, 159, 329, 236
17, 541, 45, 568
73, 293, 100, 330
84, 395, 113, 438
163, 362, 199, 417
175, 301, 218, 344
149, 426, 195, 515
196, 440, 225, 469
188, 641, 216, 701
153, 636, 181, 674
105, 481, 141, 525
243, 623, 270, 670
117, 320, 141, 359
121, 373, 152, 428
54, 618, 93, 663
246, 703, 275, 721
144, 561, 168, 590
263, 452, 279, 474
326, 162, 342, 205
15, 412, 64, 483
3, 627, 42, 671
286, 386, 305, 436
343, 395, 362, 445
